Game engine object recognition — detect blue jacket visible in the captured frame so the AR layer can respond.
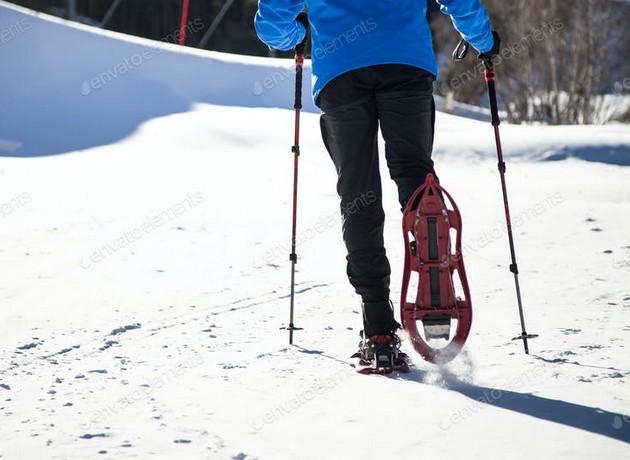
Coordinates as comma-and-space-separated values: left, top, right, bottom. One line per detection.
255, 1, 494, 105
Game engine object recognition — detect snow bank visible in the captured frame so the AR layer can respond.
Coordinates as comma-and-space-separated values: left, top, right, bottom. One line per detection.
0, 1, 316, 157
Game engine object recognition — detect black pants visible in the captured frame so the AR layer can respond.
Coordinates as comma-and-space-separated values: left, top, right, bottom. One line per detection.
319, 64, 436, 335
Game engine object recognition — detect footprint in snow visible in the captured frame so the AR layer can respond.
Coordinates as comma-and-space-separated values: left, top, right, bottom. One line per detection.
221, 363, 246, 370
109, 324, 141, 336
606, 372, 625, 379
559, 328, 581, 335
80, 433, 108, 439
99, 340, 119, 351
16, 342, 42, 351
233, 453, 257, 460
579, 344, 606, 350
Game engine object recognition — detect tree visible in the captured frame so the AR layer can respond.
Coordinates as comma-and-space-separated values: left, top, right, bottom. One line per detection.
9, 0, 268, 55
433, 0, 630, 125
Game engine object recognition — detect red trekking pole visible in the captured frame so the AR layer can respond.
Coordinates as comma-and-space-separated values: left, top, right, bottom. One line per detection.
480, 57, 538, 353
178, 0, 190, 46
284, 39, 306, 344
453, 40, 538, 354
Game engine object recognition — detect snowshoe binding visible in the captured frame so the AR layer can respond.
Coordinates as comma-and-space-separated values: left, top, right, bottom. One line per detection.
351, 334, 411, 375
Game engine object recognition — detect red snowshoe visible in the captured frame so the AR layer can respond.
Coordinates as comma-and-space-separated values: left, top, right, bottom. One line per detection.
400, 174, 472, 364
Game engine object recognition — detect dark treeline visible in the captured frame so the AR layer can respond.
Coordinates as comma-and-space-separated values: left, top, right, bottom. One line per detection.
9, 0, 629, 124
10, 0, 269, 55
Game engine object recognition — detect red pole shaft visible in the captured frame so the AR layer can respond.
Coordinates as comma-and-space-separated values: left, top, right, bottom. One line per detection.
179, 0, 190, 46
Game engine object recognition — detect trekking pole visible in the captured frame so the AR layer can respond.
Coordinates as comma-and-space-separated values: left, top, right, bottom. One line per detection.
178, 0, 190, 46
453, 40, 537, 353
481, 57, 538, 353
285, 39, 307, 345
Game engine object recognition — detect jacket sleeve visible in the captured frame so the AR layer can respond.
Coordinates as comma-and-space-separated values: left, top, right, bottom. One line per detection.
436, 0, 494, 53
254, 0, 306, 51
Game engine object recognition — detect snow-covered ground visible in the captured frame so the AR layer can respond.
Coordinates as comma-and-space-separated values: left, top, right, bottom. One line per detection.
1, 2, 629, 459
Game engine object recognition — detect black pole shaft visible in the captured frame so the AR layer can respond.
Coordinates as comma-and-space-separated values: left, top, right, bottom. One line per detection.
288, 50, 304, 344
483, 60, 534, 354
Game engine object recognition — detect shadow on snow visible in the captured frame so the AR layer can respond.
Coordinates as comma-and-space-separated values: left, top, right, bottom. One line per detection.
545, 145, 630, 166
399, 365, 630, 444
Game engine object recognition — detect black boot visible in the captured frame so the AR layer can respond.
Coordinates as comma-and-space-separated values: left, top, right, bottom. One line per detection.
361, 300, 400, 336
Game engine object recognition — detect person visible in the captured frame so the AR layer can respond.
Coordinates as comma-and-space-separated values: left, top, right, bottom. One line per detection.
255, 1, 499, 364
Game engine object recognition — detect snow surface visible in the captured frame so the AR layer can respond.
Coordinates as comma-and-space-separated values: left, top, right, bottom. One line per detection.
1, 2, 629, 459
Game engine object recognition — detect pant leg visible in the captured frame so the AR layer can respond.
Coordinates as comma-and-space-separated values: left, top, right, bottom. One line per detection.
374, 65, 437, 207
319, 70, 394, 319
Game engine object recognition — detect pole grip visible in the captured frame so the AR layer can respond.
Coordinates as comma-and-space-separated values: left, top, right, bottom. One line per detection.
484, 63, 501, 127
294, 52, 304, 110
